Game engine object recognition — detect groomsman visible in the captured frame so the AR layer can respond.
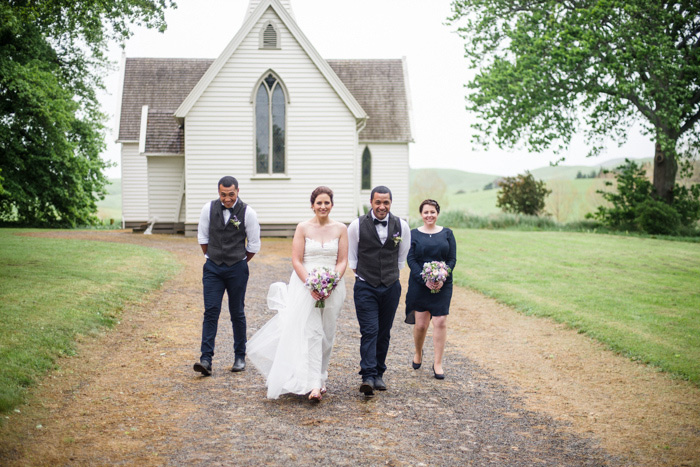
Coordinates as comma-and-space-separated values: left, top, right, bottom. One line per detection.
348, 186, 411, 395
194, 176, 261, 376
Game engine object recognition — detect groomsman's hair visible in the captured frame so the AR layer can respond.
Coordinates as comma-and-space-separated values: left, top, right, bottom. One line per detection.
310, 186, 334, 205
218, 176, 239, 189
370, 185, 392, 201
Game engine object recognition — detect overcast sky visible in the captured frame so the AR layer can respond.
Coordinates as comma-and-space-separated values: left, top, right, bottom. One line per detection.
99, 0, 655, 179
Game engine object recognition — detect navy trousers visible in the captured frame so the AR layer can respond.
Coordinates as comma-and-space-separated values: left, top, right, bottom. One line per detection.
200, 259, 249, 363
354, 279, 401, 378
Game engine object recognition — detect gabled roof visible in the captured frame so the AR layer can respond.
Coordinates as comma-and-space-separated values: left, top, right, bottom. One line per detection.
328, 59, 413, 143
175, 0, 366, 121
118, 57, 412, 153
118, 58, 213, 143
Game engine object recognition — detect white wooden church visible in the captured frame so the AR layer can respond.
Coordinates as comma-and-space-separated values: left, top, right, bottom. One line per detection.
116, 0, 413, 236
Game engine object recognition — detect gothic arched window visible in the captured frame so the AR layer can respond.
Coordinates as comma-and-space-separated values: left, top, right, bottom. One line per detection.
255, 72, 286, 174
361, 146, 371, 189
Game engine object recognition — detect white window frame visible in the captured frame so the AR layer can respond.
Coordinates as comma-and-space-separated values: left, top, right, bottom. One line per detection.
251, 70, 290, 177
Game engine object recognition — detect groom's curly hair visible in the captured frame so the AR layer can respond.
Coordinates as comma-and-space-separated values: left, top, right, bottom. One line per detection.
311, 186, 334, 205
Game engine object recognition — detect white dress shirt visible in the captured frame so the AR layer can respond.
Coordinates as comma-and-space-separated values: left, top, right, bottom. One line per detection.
348, 211, 411, 277
197, 199, 261, 259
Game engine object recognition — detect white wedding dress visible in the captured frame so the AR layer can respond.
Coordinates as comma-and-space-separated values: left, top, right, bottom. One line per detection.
247, 237, 346, 399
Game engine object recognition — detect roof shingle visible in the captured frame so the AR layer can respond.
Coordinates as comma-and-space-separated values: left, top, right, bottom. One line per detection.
118, 57, 412, 153
328, 59, 413, 142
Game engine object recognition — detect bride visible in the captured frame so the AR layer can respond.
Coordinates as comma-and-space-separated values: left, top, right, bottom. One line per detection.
247, 186, 348, 401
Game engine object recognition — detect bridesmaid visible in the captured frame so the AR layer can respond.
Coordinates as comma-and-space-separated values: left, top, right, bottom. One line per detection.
405, 199, 457, 379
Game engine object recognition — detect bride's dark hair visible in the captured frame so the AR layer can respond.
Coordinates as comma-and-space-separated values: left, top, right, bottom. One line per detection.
310, 186, 334, 205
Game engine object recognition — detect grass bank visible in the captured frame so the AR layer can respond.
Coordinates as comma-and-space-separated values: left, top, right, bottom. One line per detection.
0, 230, 179, 414
452, 229, 700, 385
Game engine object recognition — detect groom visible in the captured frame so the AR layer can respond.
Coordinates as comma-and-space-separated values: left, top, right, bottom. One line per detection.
348, 186, 411, 396
194, 176, 261, 376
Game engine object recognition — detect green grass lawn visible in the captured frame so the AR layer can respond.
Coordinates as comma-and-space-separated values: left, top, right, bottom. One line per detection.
0, 229, 179, 413
452, 229, 700, 385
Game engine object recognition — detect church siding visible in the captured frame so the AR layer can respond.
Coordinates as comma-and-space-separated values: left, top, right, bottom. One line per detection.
147, 156, 185, 222
361, 143, 410, 219
184, 7, 358, 225
120, 142, 149, 223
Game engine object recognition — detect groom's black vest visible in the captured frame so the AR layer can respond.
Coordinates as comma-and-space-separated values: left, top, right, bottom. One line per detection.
207, 199, 248, 266
356, 212, 402, 288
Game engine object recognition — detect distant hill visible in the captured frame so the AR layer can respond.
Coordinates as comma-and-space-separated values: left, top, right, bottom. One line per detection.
411, 157, 654, 187
410, 168, 500, 193
96, 178, 122, 221
409, 157, 655, 222
530, 157, 654, 180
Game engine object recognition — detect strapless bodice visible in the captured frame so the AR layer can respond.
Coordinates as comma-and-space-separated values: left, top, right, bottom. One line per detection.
303, 237, 339, 269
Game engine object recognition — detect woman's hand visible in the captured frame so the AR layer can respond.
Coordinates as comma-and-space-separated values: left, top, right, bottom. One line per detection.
311, 290, 326, 301
426, 280, 444, 291
434, 280, 444, 291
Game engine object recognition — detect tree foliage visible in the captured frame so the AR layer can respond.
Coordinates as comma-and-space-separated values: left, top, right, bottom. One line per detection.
448, 0, 700, 204
588, 159, 700, 234
0, 0, 175, 226
496, 171, 551, 216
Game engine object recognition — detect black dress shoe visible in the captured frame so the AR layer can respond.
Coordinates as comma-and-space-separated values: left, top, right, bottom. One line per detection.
373, 376, 387, 391
231, 356, 246, 372
193, 360, 212, 376
432, 364, 445, 380
359, 377, 375, 396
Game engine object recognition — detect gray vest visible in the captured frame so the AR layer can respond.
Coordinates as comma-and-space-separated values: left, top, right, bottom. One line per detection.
356, 212, 402, 287
207, 199, 248, 266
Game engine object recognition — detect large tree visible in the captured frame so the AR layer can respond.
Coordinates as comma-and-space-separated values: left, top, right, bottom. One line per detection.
0, 0, 175, 226
448, 0, 700, 204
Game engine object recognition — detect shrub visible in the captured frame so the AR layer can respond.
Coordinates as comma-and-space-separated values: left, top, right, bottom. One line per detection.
634, 199, 681, 235
588, 159, 653, 230
496, 171, 551, 216
672, 184, 700, 227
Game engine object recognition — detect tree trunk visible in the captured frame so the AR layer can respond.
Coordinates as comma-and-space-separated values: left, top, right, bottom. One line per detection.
653, 141, 677, 203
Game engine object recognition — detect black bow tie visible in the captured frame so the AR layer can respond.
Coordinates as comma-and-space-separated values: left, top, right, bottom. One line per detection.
373, 218, 387, 227
221, 204, 233, 212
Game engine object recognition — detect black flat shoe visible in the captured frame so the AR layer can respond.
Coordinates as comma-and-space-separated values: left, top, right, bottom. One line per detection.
432, 364, 445, 380
412, 350, 423, 370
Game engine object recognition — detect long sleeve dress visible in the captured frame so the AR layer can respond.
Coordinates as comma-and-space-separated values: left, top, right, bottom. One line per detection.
404, 228, 457, 324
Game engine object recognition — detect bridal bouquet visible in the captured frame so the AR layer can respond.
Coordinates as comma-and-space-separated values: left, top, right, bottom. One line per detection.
420, 261, 451, 294
305, 267, 341, 308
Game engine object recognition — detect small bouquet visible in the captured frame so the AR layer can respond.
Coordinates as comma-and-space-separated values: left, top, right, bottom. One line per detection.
305, 267, 341, 308
230, 215, 241, 229
420, 261, 451, 294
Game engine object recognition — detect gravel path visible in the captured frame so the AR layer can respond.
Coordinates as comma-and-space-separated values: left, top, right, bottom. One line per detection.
0, 231, 674, 465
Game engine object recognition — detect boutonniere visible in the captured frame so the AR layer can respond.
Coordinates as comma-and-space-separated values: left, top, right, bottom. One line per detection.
230, 215, 241, 229
392, 232, 402, 247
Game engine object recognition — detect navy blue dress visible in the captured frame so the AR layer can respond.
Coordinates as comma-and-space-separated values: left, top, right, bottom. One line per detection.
404, 228, 457, 324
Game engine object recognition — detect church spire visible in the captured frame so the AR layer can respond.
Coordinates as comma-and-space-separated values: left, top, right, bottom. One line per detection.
245, 0, 295, 20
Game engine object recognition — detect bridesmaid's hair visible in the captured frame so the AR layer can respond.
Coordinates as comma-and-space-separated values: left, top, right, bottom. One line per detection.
419, 199, 440, 214
310, 186, 334, 205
